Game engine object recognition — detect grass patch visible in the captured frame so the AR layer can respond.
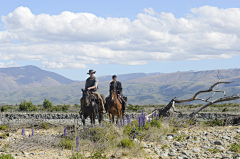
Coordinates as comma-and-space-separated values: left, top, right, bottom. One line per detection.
161, 145, 168, 149
203, 119, 224, 126
119, 138, 134, 148
0, 125, 7, 130
60, 138, 74, 150
173, 134, 187, 142
0, 154, 14, 159
230, 143, 240, 153
208, 148, 220, 154
41, 122, 49, 130
0, 133, 8, 138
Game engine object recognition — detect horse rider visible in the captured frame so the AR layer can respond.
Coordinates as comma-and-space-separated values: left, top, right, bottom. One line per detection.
80, 69, 106, 115
109, 75, 126, 116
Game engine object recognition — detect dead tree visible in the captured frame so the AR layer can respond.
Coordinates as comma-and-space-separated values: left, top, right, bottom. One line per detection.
158, 72, 240, 118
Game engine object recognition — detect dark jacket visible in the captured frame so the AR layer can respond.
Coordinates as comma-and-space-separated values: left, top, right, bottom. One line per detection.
109, 81, 122, 96
85, 77, 98, 92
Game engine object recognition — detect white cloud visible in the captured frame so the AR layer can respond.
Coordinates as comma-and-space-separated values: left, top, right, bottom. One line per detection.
0, 6, 240, 69
0, 61, 20, 68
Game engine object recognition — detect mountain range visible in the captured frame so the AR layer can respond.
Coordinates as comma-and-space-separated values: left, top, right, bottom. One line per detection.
0, 66, 239, 105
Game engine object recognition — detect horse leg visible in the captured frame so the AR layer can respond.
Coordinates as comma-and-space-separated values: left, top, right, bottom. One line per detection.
93, 110, 96, 125
98, 111, 103, 125
110, 113, 114, 124
82, 113, 88, 126
116, 115, 119, 125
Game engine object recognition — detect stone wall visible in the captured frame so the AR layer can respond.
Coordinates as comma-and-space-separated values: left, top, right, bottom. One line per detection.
0, 112, 238, 126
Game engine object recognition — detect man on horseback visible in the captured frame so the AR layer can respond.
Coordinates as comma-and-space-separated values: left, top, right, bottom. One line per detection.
80, 69, 106, 115
108, 75, 127, 116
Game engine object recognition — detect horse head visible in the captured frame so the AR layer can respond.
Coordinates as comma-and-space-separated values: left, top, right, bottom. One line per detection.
110, 85, 117, 102
82, 89, 91, 106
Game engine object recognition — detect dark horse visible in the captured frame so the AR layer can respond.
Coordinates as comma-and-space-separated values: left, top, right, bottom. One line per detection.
81, 89, 105, 126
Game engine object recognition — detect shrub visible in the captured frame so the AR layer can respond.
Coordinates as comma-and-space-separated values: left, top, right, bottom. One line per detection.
203, 119, 224, 126
0, 106, 7, 112
60, 138, 74, 150
230, 143, 240, 153
0, 154, 14, 159
43, 99, 53, 109
123, 120, 150, 136
19, 100, 37, 111
49, 106, 61, 112
150, 118, 161, 128
222, 107, 229, 112
61, 104, 70, 111
119, 138, 134, 148
41, 122, 49, 130
0, 125, 7, 130
127, 104, 140, 111
74, 104, 80, 108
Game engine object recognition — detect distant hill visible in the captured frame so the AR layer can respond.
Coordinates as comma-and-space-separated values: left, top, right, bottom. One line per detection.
97, 72, 164, 82
0, 67, 239, 105
0, 65, 76, 90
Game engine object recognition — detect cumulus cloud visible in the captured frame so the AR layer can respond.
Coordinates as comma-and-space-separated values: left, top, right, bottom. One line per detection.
0, 61, 20, 68
0, 6, 240, 69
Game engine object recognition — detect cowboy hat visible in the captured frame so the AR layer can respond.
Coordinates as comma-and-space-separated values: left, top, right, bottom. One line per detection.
87, 69, 96, 74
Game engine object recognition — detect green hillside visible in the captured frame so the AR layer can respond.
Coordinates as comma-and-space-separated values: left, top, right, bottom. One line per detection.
0, 73, 239, 105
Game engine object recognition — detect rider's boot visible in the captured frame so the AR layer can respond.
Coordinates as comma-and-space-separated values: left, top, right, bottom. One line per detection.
122, 100, 126, 116
102, 105, 107, 114
100, 100, 106, 114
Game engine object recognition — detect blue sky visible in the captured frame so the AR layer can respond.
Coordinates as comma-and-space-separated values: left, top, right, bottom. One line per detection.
0, 0, 240, 80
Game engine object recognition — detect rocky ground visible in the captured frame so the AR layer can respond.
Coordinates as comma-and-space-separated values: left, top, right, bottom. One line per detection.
139, 126, 240, 159
0, 125, 240, 159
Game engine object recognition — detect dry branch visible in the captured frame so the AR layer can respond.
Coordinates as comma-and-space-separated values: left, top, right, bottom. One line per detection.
159, 75, 240, 118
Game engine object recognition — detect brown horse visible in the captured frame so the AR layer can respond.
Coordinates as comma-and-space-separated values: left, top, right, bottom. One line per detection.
107, 85, 122, 124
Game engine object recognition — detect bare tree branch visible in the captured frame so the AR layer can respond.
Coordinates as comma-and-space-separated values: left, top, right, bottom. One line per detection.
159, 71, 239, 117
189, 94, 240, 117
174, 81, 234, 103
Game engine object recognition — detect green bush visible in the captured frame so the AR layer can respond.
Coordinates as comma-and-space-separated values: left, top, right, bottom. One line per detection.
222, 107, 229, 112
61, 104, 70, 111
203, 119, 224, 126
150, 118, 161, 128
119, 138, 134, 148
0, 125, 7, 130
60, 138, 74, 150
43, 99, 53, 109
229, 143, 240, 153
127, 104, 140, 111
0, 106, 7, 112
49, 106, 61, 112
123, 120, 150, 136
41, 122, 49, 130
48, 104, 70, 112
0, 154, 14, 159
19, 100, 37, 111
74, 104, 80, 108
